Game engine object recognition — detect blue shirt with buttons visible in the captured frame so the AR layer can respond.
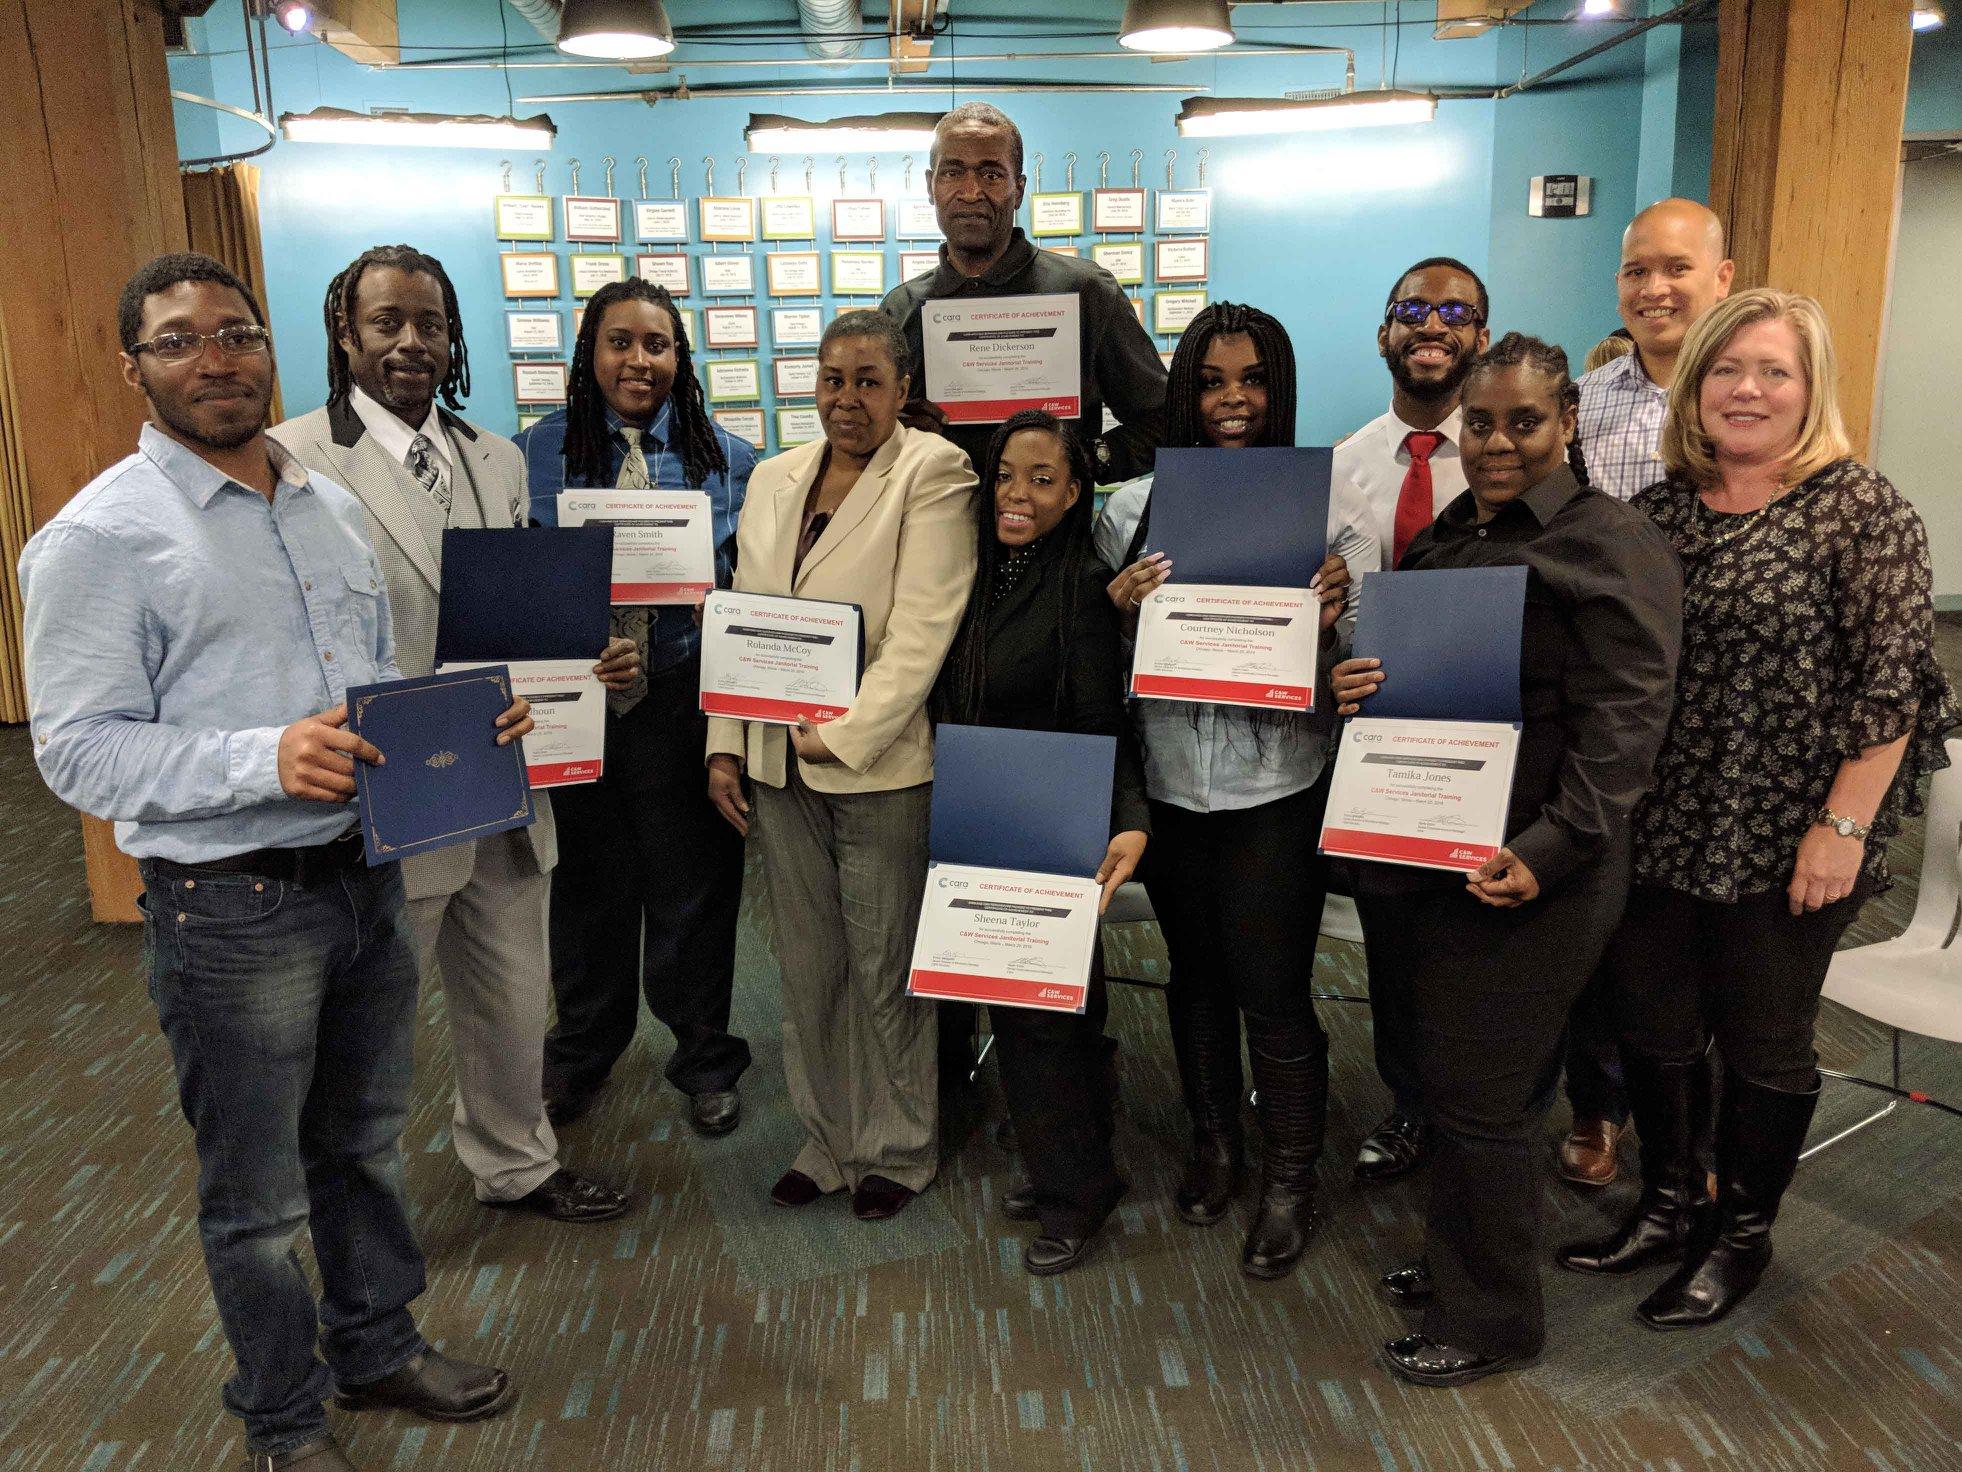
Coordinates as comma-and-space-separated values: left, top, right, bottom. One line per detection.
19, 423, 400, 863
515, 400, 754, 676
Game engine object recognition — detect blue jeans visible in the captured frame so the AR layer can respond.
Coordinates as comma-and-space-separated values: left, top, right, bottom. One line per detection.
141, 856, 429, 1456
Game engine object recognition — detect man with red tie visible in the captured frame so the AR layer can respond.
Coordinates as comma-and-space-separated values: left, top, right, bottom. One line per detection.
1331, 256, 1489, 1182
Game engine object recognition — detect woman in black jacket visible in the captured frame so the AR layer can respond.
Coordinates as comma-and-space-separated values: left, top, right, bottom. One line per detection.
934, 409, 1150, 1276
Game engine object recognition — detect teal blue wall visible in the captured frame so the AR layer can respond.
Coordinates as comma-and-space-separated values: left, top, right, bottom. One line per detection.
1907, 24, 1962, 134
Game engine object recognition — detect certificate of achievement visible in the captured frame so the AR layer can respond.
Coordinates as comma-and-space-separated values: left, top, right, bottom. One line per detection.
1130, 583, 1318, 711
1028, 192, 1084, 238
712, 408, 766, 449
896, 197, 941, 239
705, 358, 761, 403
634, 199, 690, 243
500, 252, 559, 298
906, 864, 1100, 1014
699, 253, 755, 296
698, 196, 756, 242
922, 293, 1082, 424
512, 361, 568, 404
1155, 189, 1212, 232
563, 195, 622, 243
634, 253, 690, 293
830, 198, 886, 241
777, 407, 821, 445
570, 253, 627, 298
830, 251, 885, 295
773, 356, 818, 396
899, 250, 940, 281
760, 194, 817, 240
495, 195, 553, 241
771, 306, 822, 346
556, 490, 714, 604
1319, 717, 1521, 871
765, 251, 821, 296
699, 590, 862, 724
505, 311, 562, 353
438, 658, 604, 788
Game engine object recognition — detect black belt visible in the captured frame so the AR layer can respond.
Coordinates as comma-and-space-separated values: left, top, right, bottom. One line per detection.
148, 829, 367, 888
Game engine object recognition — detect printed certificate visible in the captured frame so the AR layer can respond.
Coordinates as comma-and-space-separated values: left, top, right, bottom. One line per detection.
494, 195, 553, 241
563, 195, 622, 243
760, 194, 817, 240
699, 253, 756, 296
1028, 192, 1084, 238
895, 197, 941, 239
634, 253, 690, 293
570, 253, 627, 298
1129, 582, 1318, 711
557, 490, 714, 604
500, 252, 559, 298
634, 199, 690, 243
505, 311, 562, 352
438, 658, 604, 788
1319, 717, 1521, 872
906, 863, 1099, 1014
699, 590, 861, 725
921, 293, 1082, 425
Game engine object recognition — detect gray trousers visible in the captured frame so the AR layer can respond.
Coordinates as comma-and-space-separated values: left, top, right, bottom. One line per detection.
405, 828, 561, 1202
753, 767, 937, 1194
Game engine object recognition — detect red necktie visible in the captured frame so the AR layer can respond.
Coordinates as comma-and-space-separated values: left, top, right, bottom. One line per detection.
1391, 430, 1445, 568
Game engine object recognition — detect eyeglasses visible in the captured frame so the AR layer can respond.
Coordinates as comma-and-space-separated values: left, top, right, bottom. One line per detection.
1387, 298, 1483, 328
129, 325, 273, 364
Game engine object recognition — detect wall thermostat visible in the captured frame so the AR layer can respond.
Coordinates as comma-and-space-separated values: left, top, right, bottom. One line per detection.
1529, 175, 1592, 217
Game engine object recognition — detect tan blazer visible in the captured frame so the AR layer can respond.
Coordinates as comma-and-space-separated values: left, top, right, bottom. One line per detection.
707, 422, 977, 793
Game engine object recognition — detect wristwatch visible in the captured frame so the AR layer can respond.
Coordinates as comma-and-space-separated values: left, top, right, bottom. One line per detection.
1814, 807, 1871, 840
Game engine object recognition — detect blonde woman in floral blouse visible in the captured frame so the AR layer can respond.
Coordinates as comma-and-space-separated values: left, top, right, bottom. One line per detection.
1559, 288, 1958, 1329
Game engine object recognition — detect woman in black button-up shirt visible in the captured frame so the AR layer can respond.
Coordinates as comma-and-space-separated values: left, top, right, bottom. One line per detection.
1332, 333, 1682, 1387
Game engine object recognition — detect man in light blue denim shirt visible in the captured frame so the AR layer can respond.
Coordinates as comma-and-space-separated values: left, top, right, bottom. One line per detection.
19, 254, 517, 1472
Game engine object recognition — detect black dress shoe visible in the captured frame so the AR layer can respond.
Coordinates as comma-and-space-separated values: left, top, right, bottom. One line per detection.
1380, 1333, 1533, 1388
1355, 1111, 1428, 1182
488, 1168, 630, 1224
1001, 1180, 1038, 1222
690, 1088, 741, 1137
1379, 1262, 1435, 1308
335, 1349, 514, 1422
771, 1169, 823, 1207
850, 1174, 916, 1221
1024, 1234, 1093, 1275
543, 1084, 600, 1129
245, 1435, 356, 1471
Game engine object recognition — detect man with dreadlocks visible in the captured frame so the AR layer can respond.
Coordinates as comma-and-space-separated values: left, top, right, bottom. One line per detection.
515, 277, 757, 1140
274, 244, 634, 1229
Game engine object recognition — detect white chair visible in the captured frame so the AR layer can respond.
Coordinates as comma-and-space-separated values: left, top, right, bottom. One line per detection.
1803, 737, 1962, 1159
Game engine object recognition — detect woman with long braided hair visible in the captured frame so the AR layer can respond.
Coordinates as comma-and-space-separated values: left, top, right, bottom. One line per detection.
1093, 302, 1372, 1281
514, 276, 759, 1139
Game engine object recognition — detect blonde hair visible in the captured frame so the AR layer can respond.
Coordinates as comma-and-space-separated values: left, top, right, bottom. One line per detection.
1660, 287, 1851, 488
1583, 332, 1634, 373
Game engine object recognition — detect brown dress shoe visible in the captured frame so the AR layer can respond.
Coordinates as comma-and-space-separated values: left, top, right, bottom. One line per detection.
1558, 1117, 1622, 1187
245, 1435, 356, 1471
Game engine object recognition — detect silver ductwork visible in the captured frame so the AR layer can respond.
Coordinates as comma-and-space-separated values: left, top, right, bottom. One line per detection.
506, 0, 562, 41
798, 0, 864, 59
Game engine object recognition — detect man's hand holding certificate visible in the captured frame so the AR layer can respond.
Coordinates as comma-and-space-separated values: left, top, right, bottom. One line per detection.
557, 490, 715, 604
699, 590, 863, 725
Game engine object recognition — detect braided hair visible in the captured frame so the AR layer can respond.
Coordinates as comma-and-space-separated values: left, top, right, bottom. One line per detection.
563, 278, 726, 489
934, 410, 1097, 727
322, 245, 470, 410
1463, 331, 1590, 486
1165, 300, 1297, 451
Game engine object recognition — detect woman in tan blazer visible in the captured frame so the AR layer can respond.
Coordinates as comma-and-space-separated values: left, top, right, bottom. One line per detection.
707, 310, 978, 1220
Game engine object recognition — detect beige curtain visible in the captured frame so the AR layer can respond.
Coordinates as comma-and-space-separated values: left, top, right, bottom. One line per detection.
182, 162, 283, 422
0, 309, 30, 723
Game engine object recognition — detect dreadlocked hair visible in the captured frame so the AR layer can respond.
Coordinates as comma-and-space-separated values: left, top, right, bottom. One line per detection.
1165, 300, 1297, 450
563, 279, 726, 489
1466, 331, 1591, 486
933, 410, 1098, 728
323, 244, 471, 410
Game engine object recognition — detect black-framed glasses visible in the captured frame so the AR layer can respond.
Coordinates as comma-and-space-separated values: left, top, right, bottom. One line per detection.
1387, 298, 1483, 328
129, 325, 273, 364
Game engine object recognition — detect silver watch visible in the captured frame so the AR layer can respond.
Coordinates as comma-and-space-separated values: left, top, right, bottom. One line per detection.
1815, 807, 1871, 840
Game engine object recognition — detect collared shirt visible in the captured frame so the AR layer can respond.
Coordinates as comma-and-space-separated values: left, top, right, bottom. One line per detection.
515, 400, 754, 674
1093, 470, 1378, 814
1332, 404, 1469, 571
19, 424, 399, 863
882, 228, 1169, 483
349, 385, 451, 471
1576, 350, 1669, 502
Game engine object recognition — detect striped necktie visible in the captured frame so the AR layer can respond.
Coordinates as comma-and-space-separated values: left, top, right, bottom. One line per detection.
608, 433, 653, 716
406, 433, 451, 516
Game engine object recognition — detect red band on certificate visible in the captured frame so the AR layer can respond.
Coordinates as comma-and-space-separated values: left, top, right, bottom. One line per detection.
529, 759, 603, 788
936, 394, 1083, 425
1129, 674, 1312, 709
1318, 827, 1498, 871
908, 967, 1088, 1013
699, 692, 847, 724
613, 580, 712, 602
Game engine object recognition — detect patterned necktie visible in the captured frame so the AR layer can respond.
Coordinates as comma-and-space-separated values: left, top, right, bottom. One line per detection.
607, 434, 653, 717
406, 433, 451, 516
1391, 430, 1445, 568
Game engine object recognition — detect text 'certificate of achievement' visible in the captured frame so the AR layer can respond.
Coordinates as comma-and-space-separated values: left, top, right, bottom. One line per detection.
556, 490, 714, 604
439, 658, 604, 788
699, 590, 862, 725
1130, 584, 1319, 710
908, 867, 1102, 1014
922, 293, 1082, 424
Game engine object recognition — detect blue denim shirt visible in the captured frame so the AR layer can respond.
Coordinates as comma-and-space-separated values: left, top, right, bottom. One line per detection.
19, 424, 400, 862
515, 401, 754, 675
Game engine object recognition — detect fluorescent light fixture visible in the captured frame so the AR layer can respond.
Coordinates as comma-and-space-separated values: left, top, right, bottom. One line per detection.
1176, 91, 1438, 138
1582, 0, 1616, 14
1119, 0, 1234, 52
744, 111, 946, 154
1912, 2, 1945, 28
556, 0, 675, 59
279, 108, 557, 150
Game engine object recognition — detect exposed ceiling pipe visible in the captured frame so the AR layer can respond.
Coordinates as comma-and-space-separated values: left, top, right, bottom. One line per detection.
799, 0, 864, 60
505, 0, 561, 42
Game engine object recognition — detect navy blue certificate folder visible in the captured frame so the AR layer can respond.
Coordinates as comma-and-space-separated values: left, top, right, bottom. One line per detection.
1146, 447, 1331, 587
349, 666, 536, 866
1350, 566, 1527, 722
435, 527, 613, 663
929, 725, 1115, 880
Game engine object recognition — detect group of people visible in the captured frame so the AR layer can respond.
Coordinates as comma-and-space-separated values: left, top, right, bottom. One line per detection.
18, 98, 1955, 1472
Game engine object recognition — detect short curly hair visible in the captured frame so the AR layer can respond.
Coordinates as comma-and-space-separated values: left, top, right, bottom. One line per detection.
117, 252, 264, 353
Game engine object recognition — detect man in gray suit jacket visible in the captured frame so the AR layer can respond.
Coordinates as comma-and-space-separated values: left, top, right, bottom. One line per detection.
274, 245, 631, 1224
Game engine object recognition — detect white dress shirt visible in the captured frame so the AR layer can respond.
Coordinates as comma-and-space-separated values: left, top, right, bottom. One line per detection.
349, 385, 452, 474
1332, 404, 1468, 572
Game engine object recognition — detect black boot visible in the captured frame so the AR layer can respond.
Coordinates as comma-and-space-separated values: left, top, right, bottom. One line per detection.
1558, 1053, 1708, 1275
1639, 1070, 1820, 1330
1167, 985, 1244, 1226
1241, 1011, 1328, 1279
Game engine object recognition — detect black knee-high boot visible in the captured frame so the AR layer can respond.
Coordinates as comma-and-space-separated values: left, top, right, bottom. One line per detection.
1558, 1052, 1709, 1275
1241, 1010, 1328, 1278
1638, 1069, 1819, 1330
1167, 983, 1244, 1226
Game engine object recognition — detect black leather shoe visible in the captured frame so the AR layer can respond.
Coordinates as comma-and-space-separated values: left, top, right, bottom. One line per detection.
690, 1088, 741, 1137
245, 1435, 355, 1471
543, 1082, 600, 1129
1024, 1234, 1093, 1275
1380, 1333, 1534, 1387
850, 1174, 916, 1221
335, 1349, 514, 1422
488, 1168, 630, 1224
1558, 1055, 1708, 1276
1379, 1262, 1435, 1308
1001, 1180, 1038, 1222
1355, 1111, 1428, 1182
771, 1168, 823, 1207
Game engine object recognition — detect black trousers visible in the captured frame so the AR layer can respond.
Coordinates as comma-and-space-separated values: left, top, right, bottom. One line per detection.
1560, 965, 1629, 1125
991, 965, 1125, 1237
544, 654, 750, 1100
1605, 880, 1872, 1091
1357, 843, 1630, 1358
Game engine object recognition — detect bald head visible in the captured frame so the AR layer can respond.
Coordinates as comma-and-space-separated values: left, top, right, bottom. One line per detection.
1624, 198, 1726, 261
1615, 197, 1735, 387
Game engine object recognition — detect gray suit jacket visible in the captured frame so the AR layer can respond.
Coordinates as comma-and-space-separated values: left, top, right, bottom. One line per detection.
272, 398, 557, 899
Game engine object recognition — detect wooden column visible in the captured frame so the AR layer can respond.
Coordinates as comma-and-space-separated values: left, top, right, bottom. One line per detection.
1710, 0, 1913, 457
0, 0, 187, 921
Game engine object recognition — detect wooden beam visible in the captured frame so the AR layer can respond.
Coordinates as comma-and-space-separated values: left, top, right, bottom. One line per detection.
1434, 0, 1532, 41
1710, 0, 1912, 456
889, 0, 934, 75
312, 0, 396, 68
